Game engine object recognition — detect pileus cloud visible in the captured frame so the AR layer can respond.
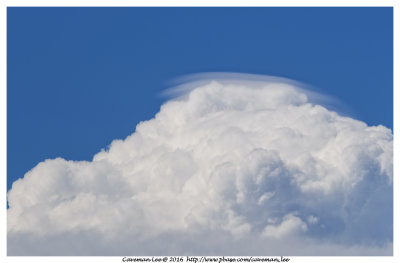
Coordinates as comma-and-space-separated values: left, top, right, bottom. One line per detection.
7, 74, 393, 255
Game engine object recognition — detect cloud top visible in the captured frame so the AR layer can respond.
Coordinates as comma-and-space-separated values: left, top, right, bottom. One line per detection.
7, 75, 393, 255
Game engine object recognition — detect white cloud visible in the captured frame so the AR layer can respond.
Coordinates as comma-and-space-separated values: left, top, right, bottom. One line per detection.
7, 75, 393, 255
262, 214, 307, 239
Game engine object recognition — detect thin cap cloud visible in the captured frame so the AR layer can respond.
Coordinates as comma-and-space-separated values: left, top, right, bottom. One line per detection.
7, 74, 393, 255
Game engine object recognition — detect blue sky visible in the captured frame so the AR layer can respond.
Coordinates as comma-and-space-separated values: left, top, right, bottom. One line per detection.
7, 7, 393, 191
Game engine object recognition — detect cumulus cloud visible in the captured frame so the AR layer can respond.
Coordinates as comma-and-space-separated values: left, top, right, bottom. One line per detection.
7, 74, 393, 255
